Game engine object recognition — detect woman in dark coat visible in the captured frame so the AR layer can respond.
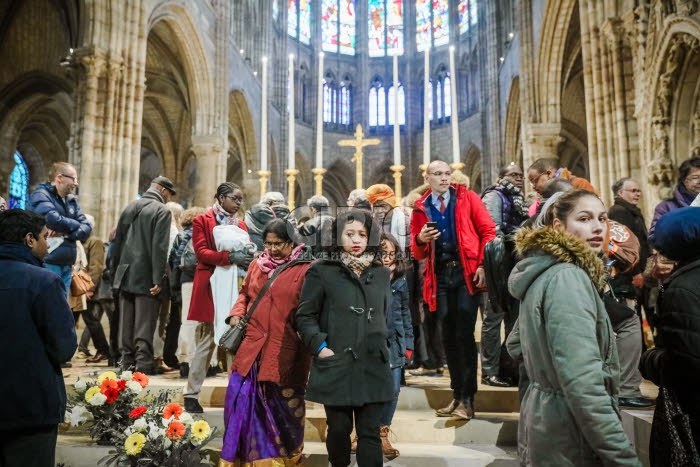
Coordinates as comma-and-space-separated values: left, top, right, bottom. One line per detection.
296, 208, 393, 467
219, 219, 313, 466
642, 206, 700, 457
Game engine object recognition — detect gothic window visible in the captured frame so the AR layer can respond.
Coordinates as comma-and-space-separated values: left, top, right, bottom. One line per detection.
416, 0, 449, 51
388, 83, 405, 125
369, 78, 386, 127
273, 0, 279, 22
422, 77, 433, 123
9, 151, 28, 209
324, 74, 353, 127
322, 0, 356, 55
368, 0, 403, 57
426, 67, 452, 124
458, 0, 478, 34
288, 0, 311, 45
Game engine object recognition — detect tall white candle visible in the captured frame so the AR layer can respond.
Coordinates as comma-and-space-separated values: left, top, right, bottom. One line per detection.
288, 54, 295, 171
315, 52, 324, 169
260, 56, 268, 172
393, 53, 400, 166
423, 47, 430, 166
449, 45, 460, 165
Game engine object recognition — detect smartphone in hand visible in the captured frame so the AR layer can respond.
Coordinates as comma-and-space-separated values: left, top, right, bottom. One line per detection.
426, 222, 438, 230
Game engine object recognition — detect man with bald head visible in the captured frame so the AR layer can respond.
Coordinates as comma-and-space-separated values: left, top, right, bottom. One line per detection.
410, 160, 496, 420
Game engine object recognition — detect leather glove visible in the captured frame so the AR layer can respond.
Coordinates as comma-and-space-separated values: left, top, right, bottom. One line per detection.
228, 250, 254, 269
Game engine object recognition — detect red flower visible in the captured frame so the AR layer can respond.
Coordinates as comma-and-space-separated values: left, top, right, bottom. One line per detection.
132, 372, 149, 388
116, 380, 127, 392
166, 421, 186, 440
163, 403, 183, 420
103, 387, 119, 404
129, 406, 147, 419
99, 378, 118, 392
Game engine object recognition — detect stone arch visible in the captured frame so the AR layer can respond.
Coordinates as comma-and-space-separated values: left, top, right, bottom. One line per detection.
324, 157, 355, 207
463, 144, 482, 193
147, 1, 215, 135
228, 90, 258, 176
503, 76, 522, 165
536, 0, 579, 123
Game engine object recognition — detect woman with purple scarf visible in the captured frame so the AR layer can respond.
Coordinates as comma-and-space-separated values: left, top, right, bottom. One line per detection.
219, 219, 314, 466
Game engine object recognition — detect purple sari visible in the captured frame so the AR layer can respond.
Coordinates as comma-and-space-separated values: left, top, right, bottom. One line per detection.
219, 360, 306, 465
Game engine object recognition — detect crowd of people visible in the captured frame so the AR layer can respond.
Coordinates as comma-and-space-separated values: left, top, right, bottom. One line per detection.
1, 155, 699, 467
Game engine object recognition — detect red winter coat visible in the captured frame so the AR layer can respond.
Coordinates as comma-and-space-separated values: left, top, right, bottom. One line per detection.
229, 258, 312, 386
410, 184, 496, 311
187, 210, 248, 323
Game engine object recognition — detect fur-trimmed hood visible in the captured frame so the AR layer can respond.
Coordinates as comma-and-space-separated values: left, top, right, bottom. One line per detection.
509, 227, 607, 299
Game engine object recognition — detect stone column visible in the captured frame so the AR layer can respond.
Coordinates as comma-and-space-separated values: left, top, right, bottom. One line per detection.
525, 123, 564, 162
517, 0, 538, 169
191, 136, 226, 206
482, 0, 502, 179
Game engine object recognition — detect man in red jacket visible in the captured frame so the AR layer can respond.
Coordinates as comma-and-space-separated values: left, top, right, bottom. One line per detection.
410, 160, 496, 420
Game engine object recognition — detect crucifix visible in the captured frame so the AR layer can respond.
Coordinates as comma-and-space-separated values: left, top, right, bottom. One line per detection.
338, 124, 381, 190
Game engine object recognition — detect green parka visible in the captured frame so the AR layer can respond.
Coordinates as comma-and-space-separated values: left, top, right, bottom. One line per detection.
506, 227, 641, 467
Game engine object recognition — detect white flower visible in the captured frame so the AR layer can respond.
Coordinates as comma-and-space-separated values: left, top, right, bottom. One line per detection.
120, 370, 133, 381
179, 412, 193, 426
163, 438, 172, 449
89, 393, 107, 406
69, 405, 91, 427
74, 379, 87, 391
147, 422, 163, 441
126, 381, 143, 394
132, 417, 148, 432
124, 426, 134, 436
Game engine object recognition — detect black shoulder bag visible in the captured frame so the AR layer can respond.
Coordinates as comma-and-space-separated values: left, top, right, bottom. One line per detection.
219, 260, 294, 353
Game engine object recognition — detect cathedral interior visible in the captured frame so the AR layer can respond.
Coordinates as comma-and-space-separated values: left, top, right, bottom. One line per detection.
1, 0, 698, 239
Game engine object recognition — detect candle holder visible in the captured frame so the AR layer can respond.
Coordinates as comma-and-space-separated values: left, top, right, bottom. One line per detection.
311, 167, 326, 196
390, 165, 405, 203
419, 164, 428, 178
257, 170, 271, 197
450, 162, 466, 176
284, 168, 300, 210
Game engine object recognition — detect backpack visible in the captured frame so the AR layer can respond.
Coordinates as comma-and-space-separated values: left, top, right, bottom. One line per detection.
180, 238, 197, 274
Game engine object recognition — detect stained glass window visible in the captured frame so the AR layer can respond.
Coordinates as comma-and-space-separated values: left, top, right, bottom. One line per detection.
9, 151, 28, 209
323, 0, 355, 54
340, 83, 351, 124
368, 0, 403, 57
436, 83, 442, 119
417, 0, 451, 51
273, 0, 280, 22
299, 0, 311, 44
288, 0, 298, 38
339, 0, 356, 55
444, 75, 452, 117
324, 78, 352, 126
369, 87, 378, 126
470, 0, 478, 26
377, 86, 386, 125
322, 0, 338, 52
458, 0, 468, 33
323, 80, 332, 122
427, 78, 433, 121
388, 84, 405, 125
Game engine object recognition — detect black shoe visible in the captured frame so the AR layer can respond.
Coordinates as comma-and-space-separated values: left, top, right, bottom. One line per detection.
179, 362, 189, 378
619, 397, 655, 408
184, 398, 204, 414
481, 375, 512, 388
206, 365, 218, 377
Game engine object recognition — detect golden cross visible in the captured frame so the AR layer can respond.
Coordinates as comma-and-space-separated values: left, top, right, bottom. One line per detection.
338, 124, 381, 190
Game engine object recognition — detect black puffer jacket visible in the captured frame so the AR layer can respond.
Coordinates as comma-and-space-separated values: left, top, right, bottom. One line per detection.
296, 260, 393, 406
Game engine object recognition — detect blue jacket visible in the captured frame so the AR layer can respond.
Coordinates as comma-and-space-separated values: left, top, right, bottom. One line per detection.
386, 276, 414, 368
0, 243, 77, 429
28, 182, 92, 265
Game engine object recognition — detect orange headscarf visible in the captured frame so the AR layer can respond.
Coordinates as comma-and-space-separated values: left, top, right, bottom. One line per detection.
365, 184, 396, 207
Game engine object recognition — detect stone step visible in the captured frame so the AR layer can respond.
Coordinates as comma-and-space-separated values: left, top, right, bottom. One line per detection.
55, 435, 518, 467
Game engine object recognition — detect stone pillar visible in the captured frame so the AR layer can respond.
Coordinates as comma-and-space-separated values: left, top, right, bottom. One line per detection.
191, 136, 226, 206
482, 0, 502, 179
525, 123, 564, 163
517, 0, 538, 168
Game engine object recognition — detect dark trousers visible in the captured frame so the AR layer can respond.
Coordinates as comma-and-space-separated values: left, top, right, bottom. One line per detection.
437, 267, 480, 402
81, 299, 117, 358
480, 293, 519, 378
0, 424, 57, 467
324, 403, 384, 467
163, 299, 182, 368
118, 292, 160, 373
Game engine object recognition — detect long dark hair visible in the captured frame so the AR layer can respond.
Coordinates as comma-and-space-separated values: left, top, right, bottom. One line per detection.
329, 208, 382, 265
262, 218, 298, 246
380, 231, 407, 280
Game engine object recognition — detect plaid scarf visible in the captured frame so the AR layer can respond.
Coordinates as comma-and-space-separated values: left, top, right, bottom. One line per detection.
340, 251, 375, 276
212, 201, 237, 226
497, 179, 528, 218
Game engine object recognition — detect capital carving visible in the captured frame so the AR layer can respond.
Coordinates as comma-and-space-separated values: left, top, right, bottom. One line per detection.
676, 0, 698, 16
648, 117, 674, 188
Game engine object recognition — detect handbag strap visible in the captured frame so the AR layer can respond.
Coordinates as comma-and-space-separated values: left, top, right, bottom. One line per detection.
240, 260, 298, 324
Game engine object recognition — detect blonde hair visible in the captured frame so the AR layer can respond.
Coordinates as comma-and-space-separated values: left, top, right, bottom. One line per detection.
180, 206, 206, 228
166, 202, 184, 230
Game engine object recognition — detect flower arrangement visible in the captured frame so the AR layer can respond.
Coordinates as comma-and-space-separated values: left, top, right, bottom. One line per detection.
68, 371, 216, 466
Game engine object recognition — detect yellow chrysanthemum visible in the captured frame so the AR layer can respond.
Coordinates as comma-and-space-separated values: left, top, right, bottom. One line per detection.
124, 433, 147, 456
97, 371, 117, 383
84, 386, 101, 403
191, 420, 211, 442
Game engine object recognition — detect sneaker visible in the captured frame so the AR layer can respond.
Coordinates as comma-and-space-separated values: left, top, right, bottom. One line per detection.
76, 350, 92, 359
206, 365, 219, 377
184, 398, 204, 414
408, 367, 437, 376
179, 362, 189, 378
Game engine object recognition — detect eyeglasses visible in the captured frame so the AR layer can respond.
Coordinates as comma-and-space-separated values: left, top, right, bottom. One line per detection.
263, 241, 290, 249
428, 171, 451, 177
61, 173, 78, 183
224, 195, 243, 203
623, 189, 642, 194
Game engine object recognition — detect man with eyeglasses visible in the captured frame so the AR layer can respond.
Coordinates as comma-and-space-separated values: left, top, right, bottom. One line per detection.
607, 177, 655, 409
410, 160, 496, 420
111, 176, 175, 375
28, 162, 92, 297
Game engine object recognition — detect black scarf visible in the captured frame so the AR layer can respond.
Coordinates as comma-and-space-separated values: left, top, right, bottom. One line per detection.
496, 179, 528, 218
613, 197, 644, 218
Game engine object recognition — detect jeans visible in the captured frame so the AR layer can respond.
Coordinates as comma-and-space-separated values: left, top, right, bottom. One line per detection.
436, 265, 480, 402
379, 366, 403, 426
45, 263, 72, 298
0, 424, 58, 467
324, 403, 384, 467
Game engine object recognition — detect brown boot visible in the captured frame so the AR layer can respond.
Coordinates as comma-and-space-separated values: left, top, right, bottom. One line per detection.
380, 425, 400, 459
